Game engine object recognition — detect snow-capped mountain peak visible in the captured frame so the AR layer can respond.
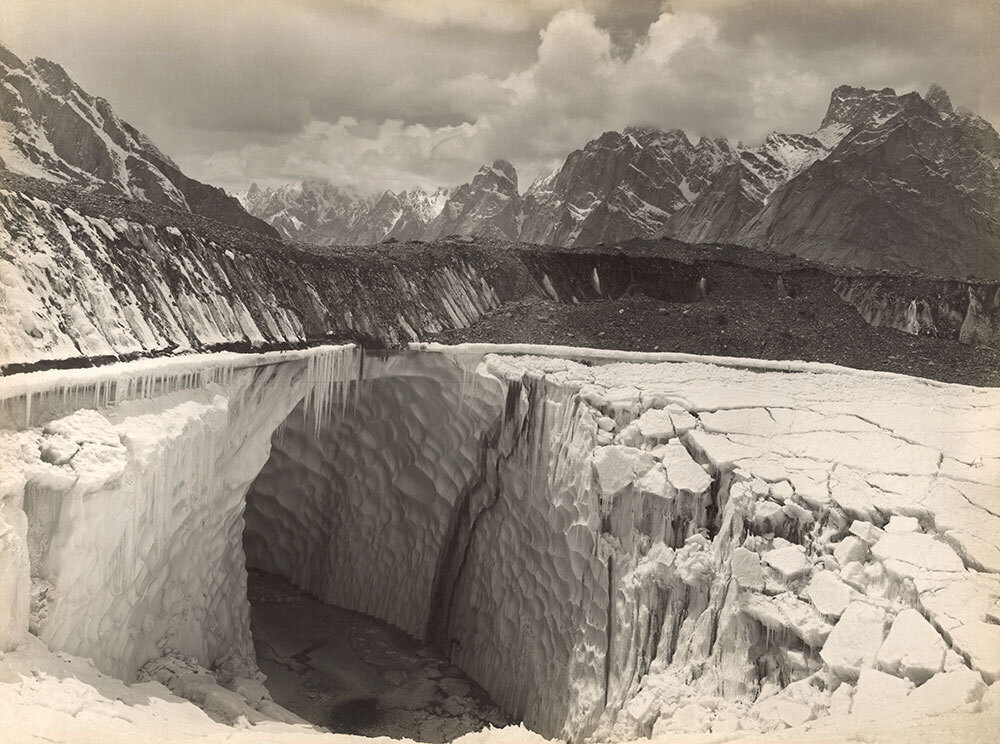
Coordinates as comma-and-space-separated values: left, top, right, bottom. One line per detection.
240, 180, 453, 245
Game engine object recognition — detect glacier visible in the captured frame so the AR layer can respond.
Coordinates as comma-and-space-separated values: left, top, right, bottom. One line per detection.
2, 183, 999, 373
1, 342, 999, 743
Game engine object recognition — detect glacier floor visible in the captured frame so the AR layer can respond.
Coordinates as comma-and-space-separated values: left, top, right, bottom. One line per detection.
248, 570, 511, 741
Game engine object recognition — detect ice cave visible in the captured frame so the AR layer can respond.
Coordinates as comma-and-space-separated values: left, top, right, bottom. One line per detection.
2, 343, 1000, 743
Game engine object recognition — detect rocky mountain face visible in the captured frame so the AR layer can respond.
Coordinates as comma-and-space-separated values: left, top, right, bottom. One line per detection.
0, 43, 277, 238
239, 180, 449, 245
667, 85, 1000, 279
662, 133, 841, 244
662, 87, 872, 248
520, 127, 733, 246
425, 160, 521, 240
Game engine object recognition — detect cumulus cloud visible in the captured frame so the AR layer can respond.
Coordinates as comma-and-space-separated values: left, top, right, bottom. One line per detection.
2, 0, 996, 194
333, 0, 661, 33
205, 117, 483, 193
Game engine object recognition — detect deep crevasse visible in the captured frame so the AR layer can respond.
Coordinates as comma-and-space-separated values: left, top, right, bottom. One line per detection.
1, 345, 999, 742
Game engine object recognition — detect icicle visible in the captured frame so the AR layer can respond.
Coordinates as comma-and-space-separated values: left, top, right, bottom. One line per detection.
457, 359, 474, 412
24, 391, 32, 427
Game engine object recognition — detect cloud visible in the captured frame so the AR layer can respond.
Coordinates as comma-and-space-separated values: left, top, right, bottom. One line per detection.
333, 0, 661, 32
205, 116, 483, 193
2, 0, 996, 194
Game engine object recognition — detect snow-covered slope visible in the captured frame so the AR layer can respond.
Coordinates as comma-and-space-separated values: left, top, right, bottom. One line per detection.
1, 345, 998, 742
0, 44, 277, 238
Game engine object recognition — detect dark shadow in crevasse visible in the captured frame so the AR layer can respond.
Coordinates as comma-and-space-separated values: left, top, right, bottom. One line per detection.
246, 568, 511, 741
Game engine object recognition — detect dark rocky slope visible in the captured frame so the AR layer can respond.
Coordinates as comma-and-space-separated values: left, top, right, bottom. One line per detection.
667, 85, 1000, 280
0, 43, 277, 238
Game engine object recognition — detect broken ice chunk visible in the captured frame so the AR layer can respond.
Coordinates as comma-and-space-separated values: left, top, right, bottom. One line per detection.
742, 592, 833, 647
591, 445, 655, 496
839, 561, 867, 592
769, 480, 794, 501
633, 408, 675, 440
849, 520, 885, 545
636, 465, 671, 500
731, 546, 765, 591
876, 608, 946, 684
42, 409, 122, 447
885, 515, 921, 533
659, 442, 712, 494
871, 532, 965, 579
903, 667, 986, 716
762, 545, 813, 582
806, 570, 853, 618
833, 536, 867, 566
820, 601, 887, 681
949, 621, 1000, 683
753, 501, 786, 532
851, 668, 912, 718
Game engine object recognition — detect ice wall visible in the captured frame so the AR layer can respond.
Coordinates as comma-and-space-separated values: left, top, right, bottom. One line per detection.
2, 343, 999, 743
243, 356, 610, 737
244, 355, 507, 637
835, 276, 1000, 343
474, 350, 1000, 739
0, 346, 359, 679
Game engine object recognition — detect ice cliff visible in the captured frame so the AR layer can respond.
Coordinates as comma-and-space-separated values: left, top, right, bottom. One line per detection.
2, 343, 998, 742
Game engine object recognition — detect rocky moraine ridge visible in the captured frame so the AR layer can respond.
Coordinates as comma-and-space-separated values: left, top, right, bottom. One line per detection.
2, 169, 999, 385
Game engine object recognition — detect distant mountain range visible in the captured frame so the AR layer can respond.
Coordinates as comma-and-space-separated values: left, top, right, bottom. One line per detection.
0, 44, 277, 238
1, 40, 997, 279
243, 84, 1000, 279
238, 180, 450, 245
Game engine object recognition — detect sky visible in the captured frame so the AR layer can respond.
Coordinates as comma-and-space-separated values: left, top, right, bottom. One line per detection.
2, 0, 998, 195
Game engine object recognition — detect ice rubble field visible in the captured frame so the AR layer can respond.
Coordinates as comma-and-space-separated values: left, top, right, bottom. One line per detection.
0, 343, 999, 744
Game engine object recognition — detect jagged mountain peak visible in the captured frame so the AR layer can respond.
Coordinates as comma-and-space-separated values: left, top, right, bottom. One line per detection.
624, 125, 690, 145
821, 85, 904, 130
30, 56, 77, 94
696, 134, 732, 149
241, 179, 452, 244
0, 42, 22, 69
473, 159, 519, 192
238, 78, 997, 278
925, 83, 954, 117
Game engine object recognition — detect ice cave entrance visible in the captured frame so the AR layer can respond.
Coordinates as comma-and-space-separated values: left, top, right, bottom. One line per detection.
241, 351, 518, 738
